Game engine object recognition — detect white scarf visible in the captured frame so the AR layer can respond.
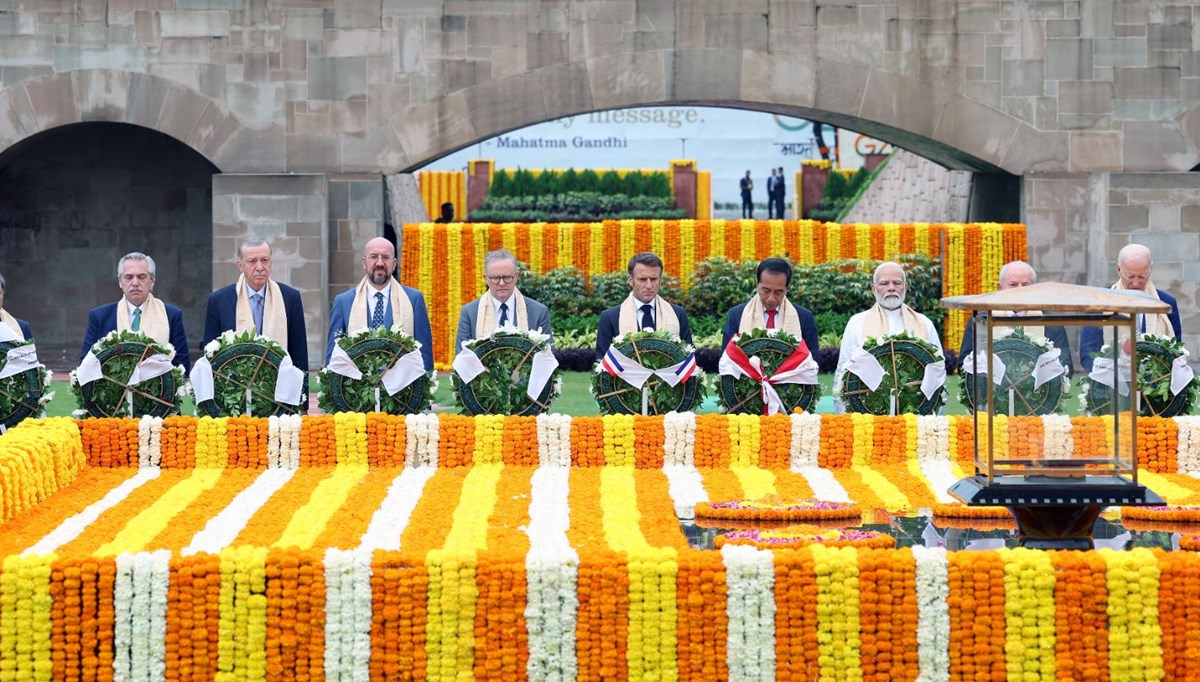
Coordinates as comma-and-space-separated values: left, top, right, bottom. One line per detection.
475, 289, 530, 339
737, 295, 802, 338
1112, 278, 1173, 337
346, 276, 414, 335
116, 293, 170, 346
235, 274, 289, 346
862, 302, 926, 339
617, 295, 681, 336
0, 309, 24, 341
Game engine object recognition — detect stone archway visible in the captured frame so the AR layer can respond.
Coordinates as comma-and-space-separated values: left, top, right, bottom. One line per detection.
0, 121, 219, 368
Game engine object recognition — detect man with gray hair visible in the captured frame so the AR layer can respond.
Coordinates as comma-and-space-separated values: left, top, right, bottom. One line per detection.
1079, 243, 1181, 371
455, 249, 551, 353
833, 261, 942, 409
0, 272, 32, 341
957, 260, 1073, 376
80, 252, 191, 370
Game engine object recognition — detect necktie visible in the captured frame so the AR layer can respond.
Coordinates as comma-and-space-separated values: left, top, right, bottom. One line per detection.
371, 292, 385, 328
251, 293, 264, 334
498, 302, 509, 327
131, 308, 141, 331
765, 309, 776, 329
640, 303, 654, 330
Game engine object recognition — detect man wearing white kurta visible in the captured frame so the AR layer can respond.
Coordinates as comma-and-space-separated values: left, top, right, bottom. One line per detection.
834, 261, 942, 412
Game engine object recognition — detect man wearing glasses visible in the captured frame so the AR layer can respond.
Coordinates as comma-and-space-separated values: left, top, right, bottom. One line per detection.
721, 257, 820, 355
455, 249, 551, 352
326, 237, 434, 370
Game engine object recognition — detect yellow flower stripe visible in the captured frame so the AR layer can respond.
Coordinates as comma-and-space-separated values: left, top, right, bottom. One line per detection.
731, 467, 776, 501
196, 416, 229, 468
883, 222, 900, 260
678, 219, 696, 284
825, 222, 841, 261
334, 412, 368, 466
1136, 469, 1200, 505
1001, 548, 1056, 681
710, 219, 725, 258
740, 220, 756, 260
94, 469, 224, 557
0, 418, 85, 525
851, 466, 915, 512
273, 466, 370, 550
1103, 548, 1164, 681
850, 413, 873, 466
217, 545, 268, 682
425, 463, 503, 681
811, 544, 862, 681
528, 222, 543, 273
448, 226, 463, 344
473, 414, 505, 465
855, 222, 872, 261
604, 414, 637, 467
0, 553, 54, 682
728, 414, 760, 467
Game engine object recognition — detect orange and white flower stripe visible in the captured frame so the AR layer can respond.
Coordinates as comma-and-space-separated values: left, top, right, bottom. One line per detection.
274, 465, 371, 550
182, 469, 297, 556
229, 469, 330, 547
93, 469, 225, 557
358, 466, 438, 551
18, 468, 159, 557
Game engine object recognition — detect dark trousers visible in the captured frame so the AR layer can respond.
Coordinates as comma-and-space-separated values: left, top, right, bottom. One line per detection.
772, 194, 786, 219
741, 192, 753, 218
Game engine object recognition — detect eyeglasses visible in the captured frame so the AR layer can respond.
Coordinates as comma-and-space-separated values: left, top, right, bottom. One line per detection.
874, 279, 905, 287
486, 275, 516, 284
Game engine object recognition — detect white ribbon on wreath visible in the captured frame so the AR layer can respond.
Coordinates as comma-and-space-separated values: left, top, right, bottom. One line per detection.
453, 345, 560, 401
0, 343, 40, 380
326, 344, 427, 396
846, 347, 945, 400
189, 353, 305, 406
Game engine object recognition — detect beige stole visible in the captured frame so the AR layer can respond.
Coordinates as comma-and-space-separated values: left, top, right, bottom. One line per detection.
737, 295, 802, 338
235, 274, 289, 347
0, 309, 24, 341
347, 276, 414, 335
993, 310, 1044, 341
618, 295, 681, 336
475, 289, 530, 339
116, 293, 170, 346
862, 303, 926, 339
1112, 278, 1173, 336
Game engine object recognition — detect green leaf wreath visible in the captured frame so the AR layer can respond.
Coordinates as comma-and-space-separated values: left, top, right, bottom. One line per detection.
957, 328, 1070, 416
70, 329, 186, 418
1082, 334, 1199, 418
591, 330, 706, 415
452, 328, 561, 416
718, 327, 821, 414
318, 326, 436, 414
0, 339, 52, 429
837, 331, 945, 415
196, 329, 303, 418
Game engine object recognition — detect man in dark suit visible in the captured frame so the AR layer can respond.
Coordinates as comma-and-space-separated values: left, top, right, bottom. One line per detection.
80, 253, 190, 370
455, 249, 551, 353
774, 166, 787, 219
596, 252, 692, 360
203, 238, 308, 371
0, 272, 33, 341
722, 258, 820, 357
1079, 243, 1182, 371
958, 260, 1073, 376
326, 237, 434, 370
740, 170, 754, 219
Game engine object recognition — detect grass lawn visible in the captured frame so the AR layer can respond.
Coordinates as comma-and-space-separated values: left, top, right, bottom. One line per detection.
45, 372, 987, 418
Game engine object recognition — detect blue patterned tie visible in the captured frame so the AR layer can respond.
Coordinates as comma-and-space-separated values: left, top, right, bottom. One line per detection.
372, 292, 385, 328
498, 302, 509, 327
251, 293, 264, 334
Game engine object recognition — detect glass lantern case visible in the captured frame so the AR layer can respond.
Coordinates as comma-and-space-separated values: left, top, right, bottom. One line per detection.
942, 282, 1166, 549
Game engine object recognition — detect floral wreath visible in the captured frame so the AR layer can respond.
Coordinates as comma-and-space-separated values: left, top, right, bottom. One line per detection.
591, 330, 706, 415
318, 326, 436, 414
837, 331, 945, 415
0, 339, 53, 429
717, 328, 821, 414
70, 329, 186, 418
957, 328, 1070, 415
196, 330, 302, 417
451, 326, 561, 416
714, 524, 896, 550
1081, 334, 1199, 417
694, 496, 860, 523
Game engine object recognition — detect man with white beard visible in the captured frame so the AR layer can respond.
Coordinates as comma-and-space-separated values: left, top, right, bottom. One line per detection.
833, 261, 943, 411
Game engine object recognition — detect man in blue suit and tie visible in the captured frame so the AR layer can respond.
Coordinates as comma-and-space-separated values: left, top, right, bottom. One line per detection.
326, 237, 435, 371
80, 253, 191, 370
1079, 243, 1182, 371
0, 272, 33, 341
203, 238, 308, 371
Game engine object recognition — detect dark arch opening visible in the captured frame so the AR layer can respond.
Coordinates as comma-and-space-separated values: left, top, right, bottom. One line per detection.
0, 122, 218, 368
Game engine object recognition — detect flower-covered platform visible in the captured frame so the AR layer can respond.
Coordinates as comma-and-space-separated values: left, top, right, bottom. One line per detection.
4, 414, 1200, 679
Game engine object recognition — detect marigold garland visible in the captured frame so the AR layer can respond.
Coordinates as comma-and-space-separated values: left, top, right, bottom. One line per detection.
695, 496, 862, 523
717, 526, 894, 550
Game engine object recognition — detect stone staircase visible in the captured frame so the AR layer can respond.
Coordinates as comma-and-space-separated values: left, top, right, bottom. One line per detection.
841, 150, 973, 223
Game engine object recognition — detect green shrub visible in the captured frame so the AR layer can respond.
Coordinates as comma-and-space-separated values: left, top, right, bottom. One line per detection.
822, 170, 849, 202
520, 267, 603, 317
685, 257, 758, 318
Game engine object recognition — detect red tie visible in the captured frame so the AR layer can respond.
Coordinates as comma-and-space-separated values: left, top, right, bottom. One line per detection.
765, 309, 776, 329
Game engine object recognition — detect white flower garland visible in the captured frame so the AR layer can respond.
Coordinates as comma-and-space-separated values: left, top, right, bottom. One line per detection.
24, 469, 162, 556
662, 411, 696, 466
912, 546, 951, 682
915, 416, 957, 503
524, 466, 579, 681
137, 416, 163, 468
267, 415, 301, 469
722, 544, 776, 681
1176, 415, 1200, 474
1041, 414, 1075, 460
324, 548, 374, 682
357, 467, 437, 551
113, 550, 170, 682
662, 465, 709, 520
404, 413, 440, 467
794, 466, 852, 503
181, 469, 297, 556
789, 412, 821, 469
536, 413, 573, 467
